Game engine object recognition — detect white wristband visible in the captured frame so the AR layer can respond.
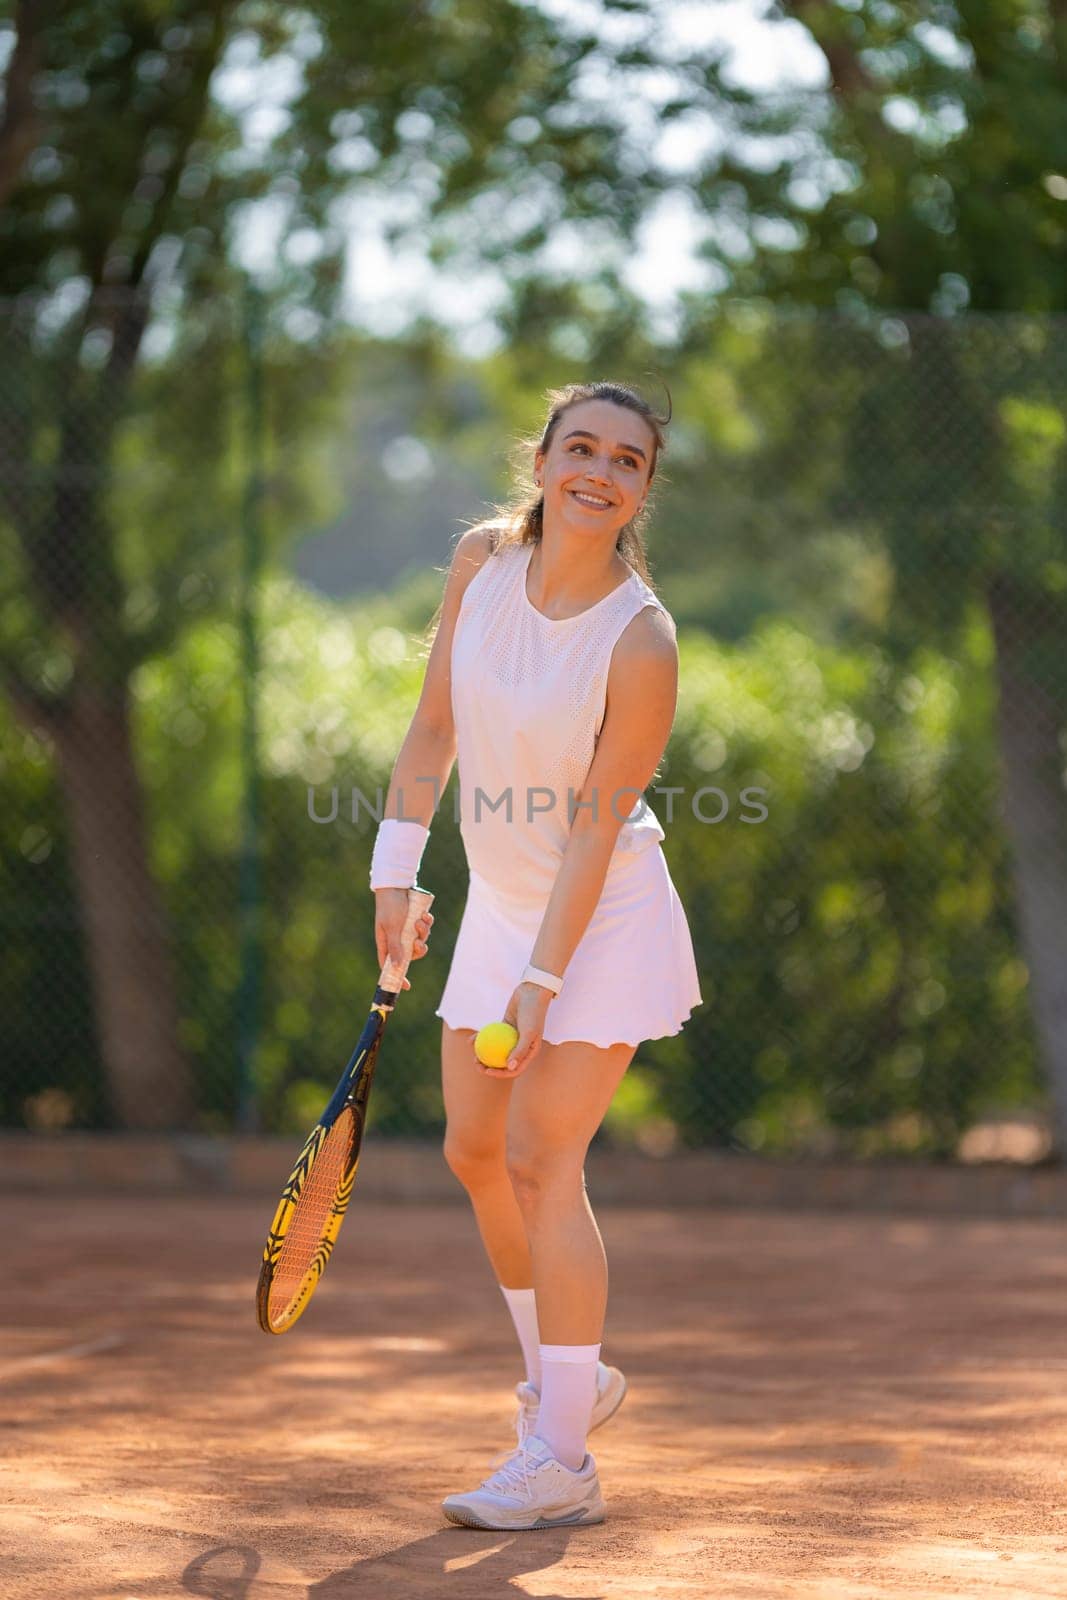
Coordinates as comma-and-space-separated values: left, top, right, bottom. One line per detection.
522, 963, 563, 996
370, 818, 430, 890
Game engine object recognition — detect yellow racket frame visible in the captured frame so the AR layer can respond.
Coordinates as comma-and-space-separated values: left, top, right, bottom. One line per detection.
256, 887, 433, 1334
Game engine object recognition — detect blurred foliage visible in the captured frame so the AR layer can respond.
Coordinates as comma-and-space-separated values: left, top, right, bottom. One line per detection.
702, 0, 1067, 317
3, 1, 1065, 327
0, 552, 1044, 1156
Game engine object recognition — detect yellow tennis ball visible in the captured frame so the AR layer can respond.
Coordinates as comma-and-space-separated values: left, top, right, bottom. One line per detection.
474, 1022, 519, 1070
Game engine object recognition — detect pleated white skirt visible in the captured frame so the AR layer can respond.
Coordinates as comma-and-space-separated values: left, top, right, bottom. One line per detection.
434, 843, 703, 1048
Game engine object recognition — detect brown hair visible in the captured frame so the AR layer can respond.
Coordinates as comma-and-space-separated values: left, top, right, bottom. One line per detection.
421, 379, 671, 655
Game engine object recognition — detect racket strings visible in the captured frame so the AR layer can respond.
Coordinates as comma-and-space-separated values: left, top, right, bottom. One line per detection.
268, 1108, 357, 1327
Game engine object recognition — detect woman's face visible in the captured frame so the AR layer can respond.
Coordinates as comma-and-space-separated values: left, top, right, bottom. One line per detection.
534, 399, 656, 538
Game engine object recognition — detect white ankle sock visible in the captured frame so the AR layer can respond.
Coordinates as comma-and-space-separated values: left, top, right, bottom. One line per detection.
498, 1285, 541, 1390
534, 1342, 601, 1471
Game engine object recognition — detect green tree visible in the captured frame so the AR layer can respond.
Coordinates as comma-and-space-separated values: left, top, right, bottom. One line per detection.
659, 2, 1067, 1152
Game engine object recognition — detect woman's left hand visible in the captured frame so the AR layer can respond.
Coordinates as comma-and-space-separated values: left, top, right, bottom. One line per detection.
481, 982, 553, 1078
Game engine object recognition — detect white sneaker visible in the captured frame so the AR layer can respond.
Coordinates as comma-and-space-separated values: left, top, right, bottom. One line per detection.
514, 1361, 627, 1448
442, 1435, 606, 1530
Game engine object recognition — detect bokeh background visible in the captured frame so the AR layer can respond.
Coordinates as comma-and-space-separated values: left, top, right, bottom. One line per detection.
2, 0, 1065, 1164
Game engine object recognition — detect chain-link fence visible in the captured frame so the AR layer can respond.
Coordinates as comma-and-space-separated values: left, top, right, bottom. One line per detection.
3, 290, 1065, 1160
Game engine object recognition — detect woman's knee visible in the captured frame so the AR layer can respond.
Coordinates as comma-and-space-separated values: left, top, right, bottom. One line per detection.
443, 1128, 507, 1187
505, 1136, 586, 1205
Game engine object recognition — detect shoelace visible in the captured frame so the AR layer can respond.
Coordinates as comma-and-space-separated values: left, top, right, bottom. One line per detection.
489, 1421, 529, 1473
512, 1388, 538, 1450
480, 1440, 545, 1496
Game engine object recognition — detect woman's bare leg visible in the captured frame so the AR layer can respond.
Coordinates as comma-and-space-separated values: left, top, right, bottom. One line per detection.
506, 1037, 636, 1343
440, 1022, 532, 1287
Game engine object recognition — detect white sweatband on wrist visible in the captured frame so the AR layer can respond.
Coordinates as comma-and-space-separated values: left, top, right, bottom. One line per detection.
522, 963, 563, 996
369, 818, 430, 890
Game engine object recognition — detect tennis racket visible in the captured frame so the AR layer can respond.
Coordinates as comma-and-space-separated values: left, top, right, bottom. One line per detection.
256, 885, 434, 1335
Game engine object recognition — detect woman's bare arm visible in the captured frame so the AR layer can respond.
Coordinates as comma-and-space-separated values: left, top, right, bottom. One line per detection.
380, 526, 495, 825
527, 605, 679, 979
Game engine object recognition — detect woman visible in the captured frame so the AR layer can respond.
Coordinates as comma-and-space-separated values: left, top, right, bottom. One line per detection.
369, 381, 702, 1530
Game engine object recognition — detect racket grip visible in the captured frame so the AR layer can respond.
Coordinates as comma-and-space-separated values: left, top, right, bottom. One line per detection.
378, 886, 435, 996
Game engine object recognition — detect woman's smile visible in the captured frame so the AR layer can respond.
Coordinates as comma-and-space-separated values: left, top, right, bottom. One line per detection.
568, 488, 614, 510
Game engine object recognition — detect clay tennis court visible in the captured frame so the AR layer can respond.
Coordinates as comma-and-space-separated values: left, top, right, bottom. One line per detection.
6, 1188, 1067, 1599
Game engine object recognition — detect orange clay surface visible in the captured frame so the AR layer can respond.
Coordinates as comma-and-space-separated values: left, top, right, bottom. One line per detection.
4, 1190, 1067, 1599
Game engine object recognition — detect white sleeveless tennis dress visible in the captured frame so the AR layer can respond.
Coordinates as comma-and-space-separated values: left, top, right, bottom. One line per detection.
434, 538, 703, 1048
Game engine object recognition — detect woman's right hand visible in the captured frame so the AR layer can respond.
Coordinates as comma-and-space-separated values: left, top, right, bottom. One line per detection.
374, 888, 434, 992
